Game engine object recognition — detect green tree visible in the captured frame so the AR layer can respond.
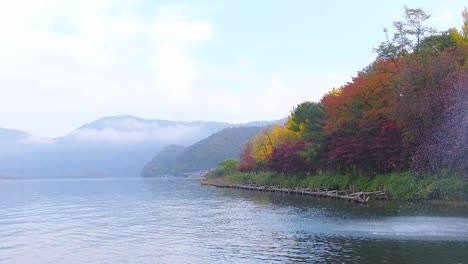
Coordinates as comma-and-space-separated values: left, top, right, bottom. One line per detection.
418, 32, 456, 54
287, 101, 325, 160
215, 158, 239, 176
287, 101, 325, 142
376, 6, 436, 59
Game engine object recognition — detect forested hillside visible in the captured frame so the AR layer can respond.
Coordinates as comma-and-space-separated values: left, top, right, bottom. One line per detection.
142, 126, 264, 176
141, 145, 187, 177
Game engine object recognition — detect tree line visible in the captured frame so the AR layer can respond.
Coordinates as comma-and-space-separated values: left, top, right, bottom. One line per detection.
237, 7, 468, 177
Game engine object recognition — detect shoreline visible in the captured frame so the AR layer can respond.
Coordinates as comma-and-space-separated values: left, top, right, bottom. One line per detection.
201, 172, 468, 202
201, 177, 389, 204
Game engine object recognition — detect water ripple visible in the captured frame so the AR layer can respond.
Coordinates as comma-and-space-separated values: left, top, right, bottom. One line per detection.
0, 178, 468, 263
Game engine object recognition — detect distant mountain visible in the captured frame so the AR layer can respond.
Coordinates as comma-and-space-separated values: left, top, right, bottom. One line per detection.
141, 145, 187, 177
243, 119, 286, 127
0, 128, 30, 142
142, 126, 265, 177
0, 128, 47, 177
67, 115, 232, 145
0, 128, 31, 160
0, 115, 282, 178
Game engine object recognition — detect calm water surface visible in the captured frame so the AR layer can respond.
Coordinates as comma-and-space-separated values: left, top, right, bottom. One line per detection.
1, 178, 468, 263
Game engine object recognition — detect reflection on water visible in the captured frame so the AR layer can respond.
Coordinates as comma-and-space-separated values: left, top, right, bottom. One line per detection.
0, 178, 467, 263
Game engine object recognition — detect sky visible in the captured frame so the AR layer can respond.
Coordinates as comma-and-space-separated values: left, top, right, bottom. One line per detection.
0, 0, 466, 137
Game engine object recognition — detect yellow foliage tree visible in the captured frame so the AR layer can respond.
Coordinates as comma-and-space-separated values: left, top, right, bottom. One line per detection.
449, 7, 468, 46
251, 125, 299, 162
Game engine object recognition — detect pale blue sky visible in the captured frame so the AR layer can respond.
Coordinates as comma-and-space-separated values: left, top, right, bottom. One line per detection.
0, 0, 466, 137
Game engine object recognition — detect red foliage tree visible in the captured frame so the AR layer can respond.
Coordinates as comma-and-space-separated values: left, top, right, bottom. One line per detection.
321, 60, 399, 135
412, 70, 468, 174
239, 142, 256, 172
393, 46, 468, 159
267, 140, 310, 174
324, 121, 404, 174
320, 60, 405, 174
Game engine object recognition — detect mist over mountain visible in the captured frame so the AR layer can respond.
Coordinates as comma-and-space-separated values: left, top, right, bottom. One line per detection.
69, 115, 231, 145
0, 115, 282, 178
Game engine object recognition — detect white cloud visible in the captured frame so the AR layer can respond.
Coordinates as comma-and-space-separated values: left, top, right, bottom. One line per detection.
68, 116, 213, 144
0, 1, 213, 120
0, 0, 345, 137
70, 125, 205, 145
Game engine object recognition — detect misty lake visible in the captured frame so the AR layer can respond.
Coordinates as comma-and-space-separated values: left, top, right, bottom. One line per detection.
1, 178, 468, 263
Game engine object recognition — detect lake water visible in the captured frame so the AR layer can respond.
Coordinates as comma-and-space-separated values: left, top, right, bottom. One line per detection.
1, 178, 468, 263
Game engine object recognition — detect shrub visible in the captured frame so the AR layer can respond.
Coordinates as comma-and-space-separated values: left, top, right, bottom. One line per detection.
215, 158, 239, 176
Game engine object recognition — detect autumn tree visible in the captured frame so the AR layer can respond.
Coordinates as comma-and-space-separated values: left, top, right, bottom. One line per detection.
461, 7, 468, 38
449, 7, 468, 46
393, 46, 467, 158
411, 70, 468, 174
238, 142, 256, 172
321, 60, 399, 135
319, 58, 406, 174
267, 141, 310, 174
324, 121, 404, 174
251, 125, 298, 162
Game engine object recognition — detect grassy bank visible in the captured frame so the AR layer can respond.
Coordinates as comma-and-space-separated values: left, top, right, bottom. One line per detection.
206, 171, 467, 201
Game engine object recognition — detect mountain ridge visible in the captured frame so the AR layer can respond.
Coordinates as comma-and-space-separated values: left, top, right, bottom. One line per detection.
0, 115, 283, 179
